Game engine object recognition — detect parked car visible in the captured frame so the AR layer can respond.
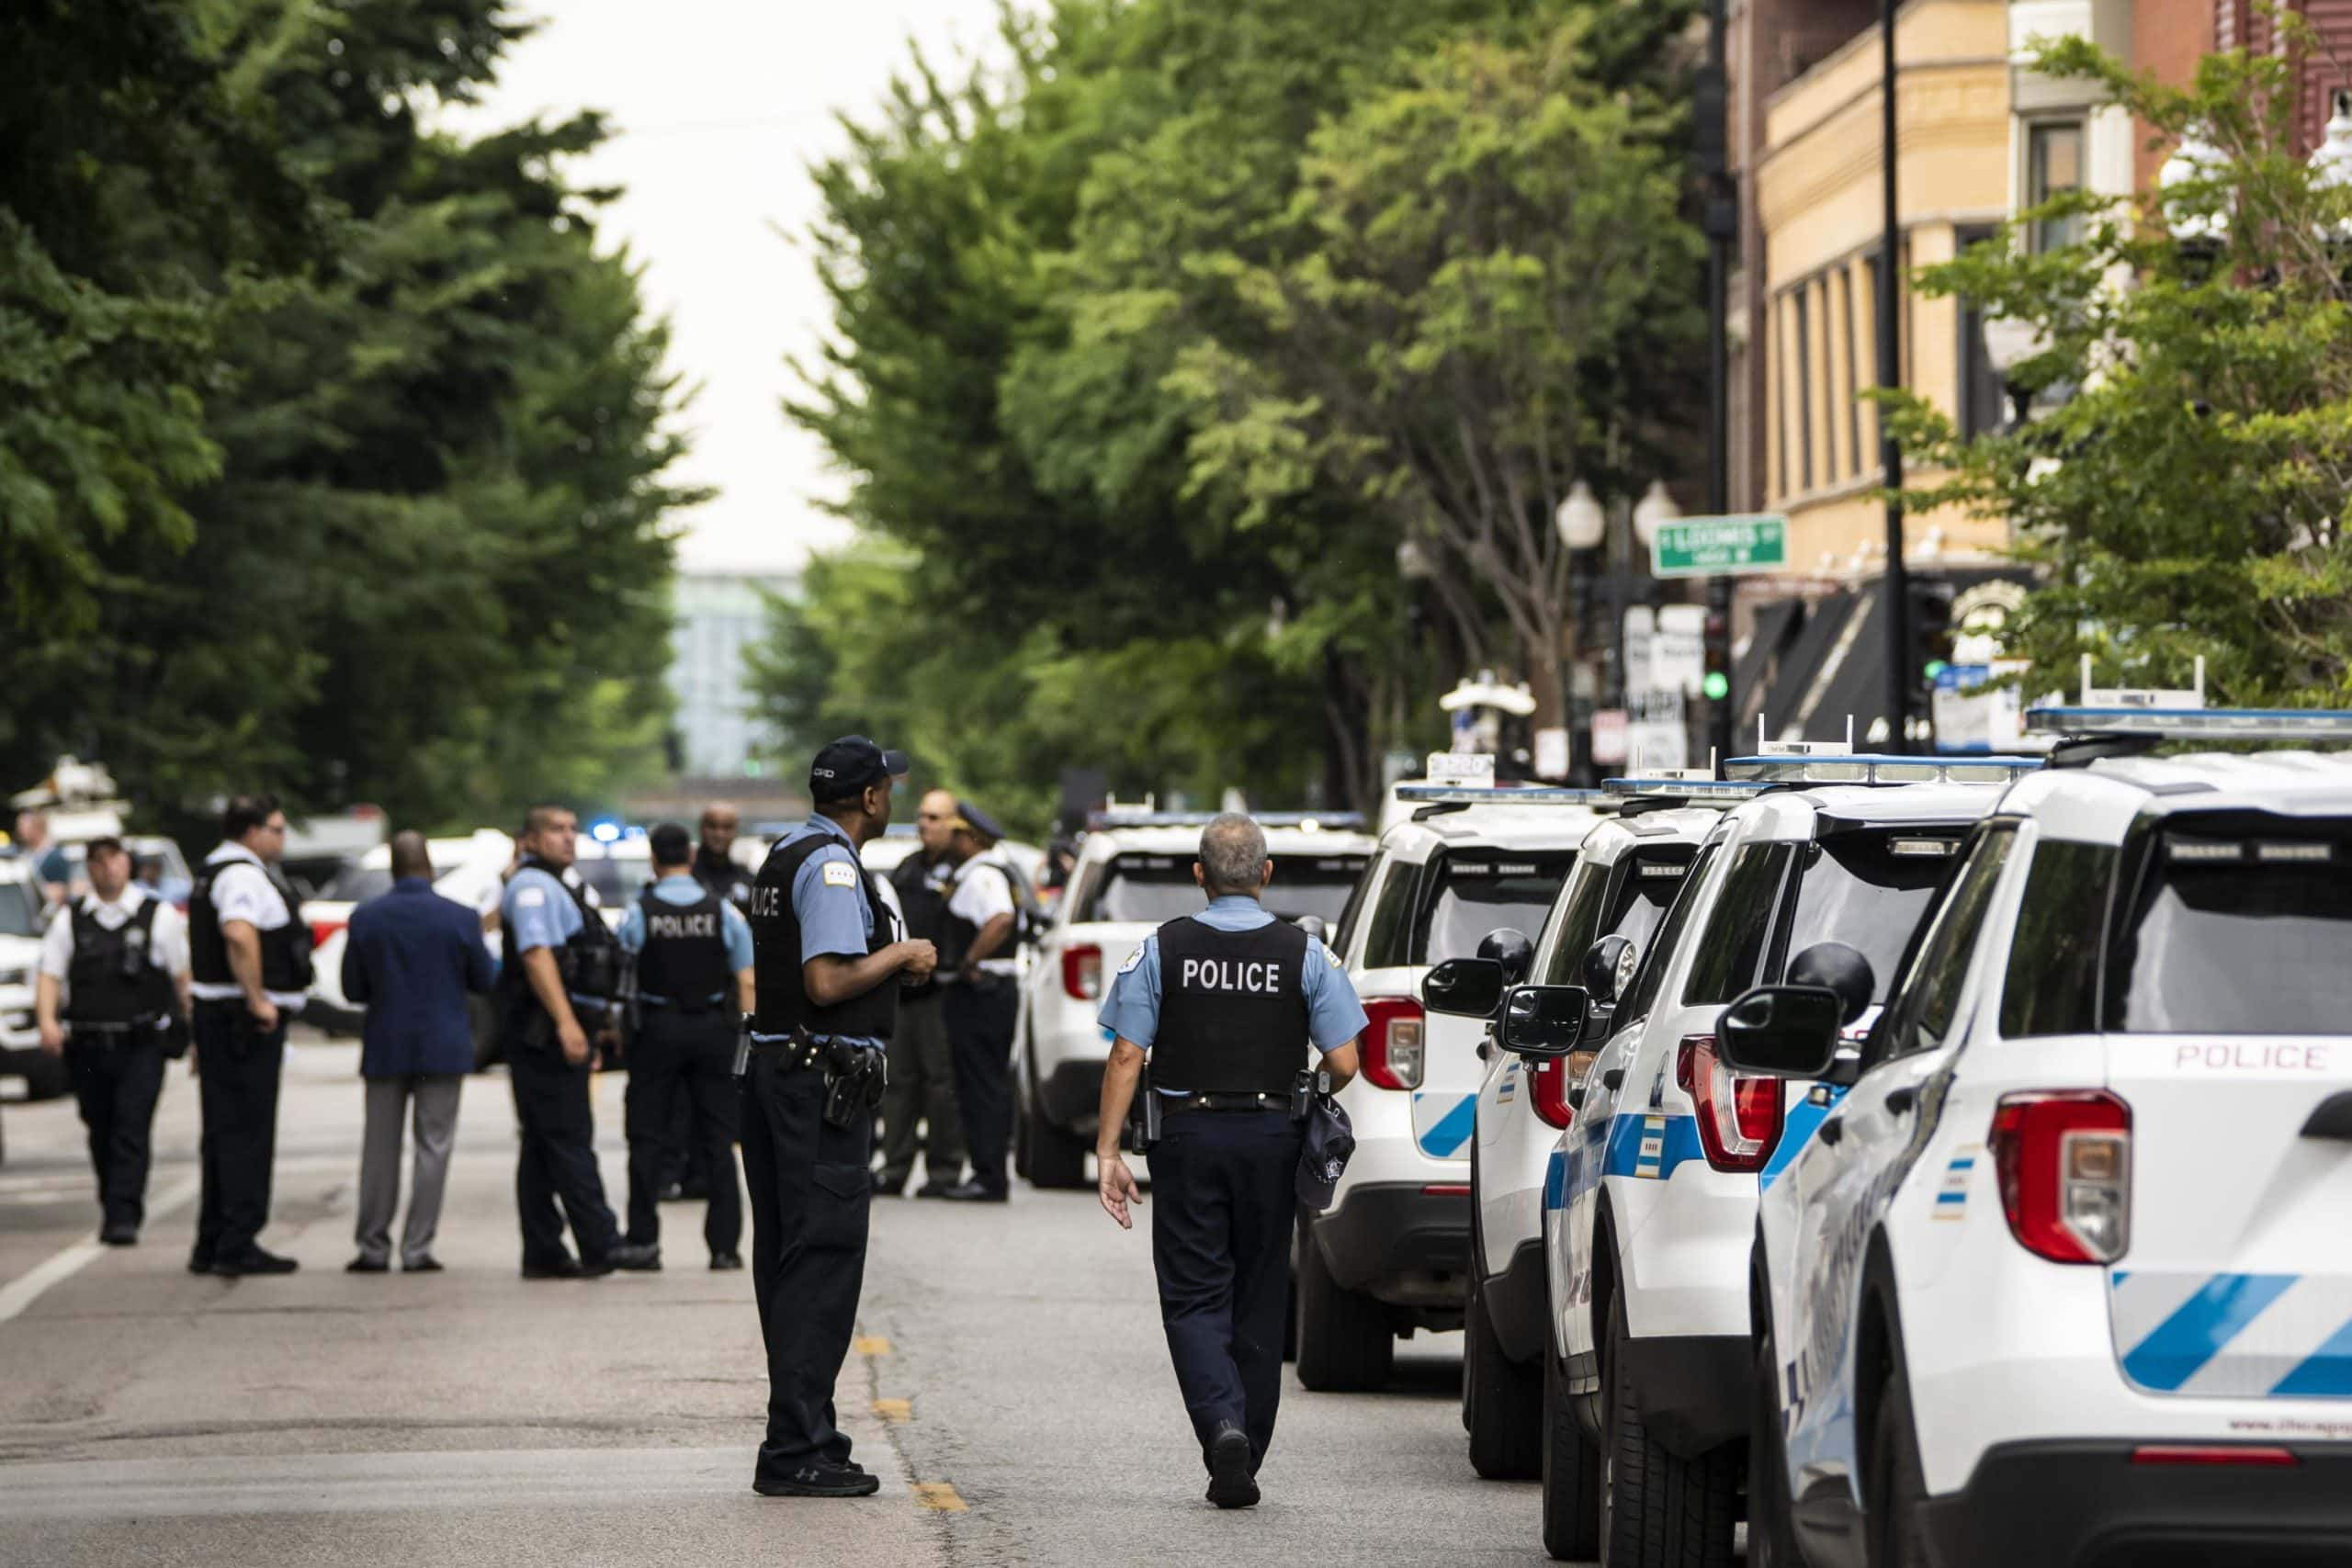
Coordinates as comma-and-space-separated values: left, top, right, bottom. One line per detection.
0, 855, 69, 1110
302, 830, 511, 1066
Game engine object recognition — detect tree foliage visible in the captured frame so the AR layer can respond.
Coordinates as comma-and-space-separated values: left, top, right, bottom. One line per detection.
1885, 35, 2352, 704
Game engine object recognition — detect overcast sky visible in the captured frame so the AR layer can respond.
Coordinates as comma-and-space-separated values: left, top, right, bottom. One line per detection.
451, 0, 1010, 574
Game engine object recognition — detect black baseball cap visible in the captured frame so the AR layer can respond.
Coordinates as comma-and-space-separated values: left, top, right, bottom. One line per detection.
809, 735, 910, 803
953, 800, 1006, 842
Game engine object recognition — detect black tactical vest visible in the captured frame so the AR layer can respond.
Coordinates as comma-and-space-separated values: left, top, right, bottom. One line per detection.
189, 852, 313, 993
1151, 916, 1313, 1095
634, 886, 734, 1012
888, 851, 952, 999
750, 829, 898, 1041
498, 856, 620, 1011
692, 849, 755, 909
937, 855, 1013, 976
65, 898, 177, 1026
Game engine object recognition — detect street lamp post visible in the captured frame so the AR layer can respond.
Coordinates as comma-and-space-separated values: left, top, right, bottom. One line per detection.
1878, 0, 1911, 752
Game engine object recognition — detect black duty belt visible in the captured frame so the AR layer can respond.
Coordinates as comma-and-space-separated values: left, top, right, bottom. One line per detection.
1163, 1089, 1291, 1115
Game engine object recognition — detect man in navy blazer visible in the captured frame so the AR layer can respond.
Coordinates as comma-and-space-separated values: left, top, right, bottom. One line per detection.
342, 831, 495, 1272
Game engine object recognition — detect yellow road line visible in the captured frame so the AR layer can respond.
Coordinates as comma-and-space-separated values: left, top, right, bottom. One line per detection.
853, 1336, 891, 1355
872, 1398, 911, 1423
913, 1482, 966, 1513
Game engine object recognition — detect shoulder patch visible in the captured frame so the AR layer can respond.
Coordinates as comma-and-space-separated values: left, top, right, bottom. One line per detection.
515, 886, 548, 908
1322, 941, 1343, 969
821, 860, 859, 888
1116, 945, 1146, 976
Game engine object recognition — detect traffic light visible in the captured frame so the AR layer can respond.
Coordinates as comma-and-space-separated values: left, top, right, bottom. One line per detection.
1909, 581, 1956, 701
1702, 611, 1731, 703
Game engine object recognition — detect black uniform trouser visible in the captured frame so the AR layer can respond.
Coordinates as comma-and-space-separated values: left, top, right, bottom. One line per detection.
508, 1041, 622, 1267
1149, 1108, 1305, 1470
877, 991, 962, 1190
739, 1052, 871, 1472
192, 1001, 288, 1263
625, 1008, 741, 1254
68, 1032, 167, 1230
944, 979, 1018, 1194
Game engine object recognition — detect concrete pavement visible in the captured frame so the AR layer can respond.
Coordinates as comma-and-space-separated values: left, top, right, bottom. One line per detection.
0, 1038, 1565, 1566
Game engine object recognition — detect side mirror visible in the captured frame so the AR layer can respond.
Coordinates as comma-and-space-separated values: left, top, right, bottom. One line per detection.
1293, 914, 1329, 944
1498, 984, 1590, 1059
1477, 926, 1535, 987
1584, 934, 1637, 1006
1715, 986, 1844, 1078
1786, 941, 1876, 1026
1422, 956, 1506, 1018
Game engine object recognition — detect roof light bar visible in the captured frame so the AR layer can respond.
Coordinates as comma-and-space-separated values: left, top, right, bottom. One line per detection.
1393, 785, 1613, 806
1600, 777, 1775, 803
1724, 754, 2042, 785
2026, 654, 2352, 745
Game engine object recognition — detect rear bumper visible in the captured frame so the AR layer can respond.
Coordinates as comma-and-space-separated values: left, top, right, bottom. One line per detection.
1485, 1238, 1550, 1364
1313, 1180, 1471, 1302
1617, 1332, 1748, 1457
1919, 1440, 2352, 1568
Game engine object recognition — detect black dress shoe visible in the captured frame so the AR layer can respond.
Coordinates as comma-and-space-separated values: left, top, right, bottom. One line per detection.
1205, 1423, 1259, 1509
188, 1249, 214, 1275
913, 1181, 956, 1199
752, 1458, 881, 1498
213, 1247, 300, 1277
710, 1251, 744, 1270
936, 1180, 1008, 1203
98, 1223, 138, 1247
608, 1243, 661, 1272
345, 1256, 390, 1274
872, 1170, 907, 1196
402, 1256, 445, 1273
521, 1258, 583, 1280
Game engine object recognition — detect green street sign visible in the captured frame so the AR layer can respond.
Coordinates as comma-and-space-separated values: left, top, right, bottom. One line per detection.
1651, 514, 1789, 578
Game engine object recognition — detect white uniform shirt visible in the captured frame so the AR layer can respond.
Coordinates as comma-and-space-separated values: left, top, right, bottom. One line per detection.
948, 854, 1019, 978
38, 886, 192, 1002
191, 842, 310, 1010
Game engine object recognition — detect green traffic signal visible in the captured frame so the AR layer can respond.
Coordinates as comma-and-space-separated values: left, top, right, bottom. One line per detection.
1924, 660, 1951, 680
1702, 671, 1729, 700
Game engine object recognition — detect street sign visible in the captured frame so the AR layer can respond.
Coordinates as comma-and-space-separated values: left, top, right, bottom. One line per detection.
1651, 514, 1789, 577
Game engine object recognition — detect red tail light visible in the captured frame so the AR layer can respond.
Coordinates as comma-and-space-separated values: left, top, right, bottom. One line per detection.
1061, 944, 1103, 1001
1676, 1033, 1781, 1172
2131, 1445, 2296, 1467
310, 919, 346, 951
1361, 997, 1425, 1090
1529, 1054, 1577, 1130
1990, 1090, 2132, 1264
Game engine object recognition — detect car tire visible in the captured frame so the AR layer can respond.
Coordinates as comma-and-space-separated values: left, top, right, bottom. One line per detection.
1748, 1277, 1804, 1568
1542, 1333, 1601, 1561
1866, 1358, 1931, 1568
1026, 1102, 1090, 1190
1013, 1092, 1033, 1180
1466, 1267, 1542, 1479
1600, 1288, 1736, 1568
1293, 1216, 1394, 1392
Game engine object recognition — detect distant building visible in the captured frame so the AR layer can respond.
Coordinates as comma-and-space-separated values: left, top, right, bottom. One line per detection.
669, 570, 795, 777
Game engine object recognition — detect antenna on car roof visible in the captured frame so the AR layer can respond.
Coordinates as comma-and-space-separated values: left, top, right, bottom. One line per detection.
2026, 655, 2352, 762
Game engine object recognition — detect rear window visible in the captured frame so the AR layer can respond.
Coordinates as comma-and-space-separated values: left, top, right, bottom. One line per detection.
1542, 850, 1692, 986
1999, 840, 2114, 1038
1355, 856, 1421, 970
2109, 828, 2352, 1034
1074, 852, 1368, 926
322, 865, 394, 903
1779, 832, 1958, 1003
1682, 844, 1794, 1006
0, 877, 41, 938
1414, 851, 1576, 966
576, 857, 650, 907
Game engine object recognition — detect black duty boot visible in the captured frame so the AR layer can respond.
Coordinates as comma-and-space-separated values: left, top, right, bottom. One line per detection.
1205, 1422, 1259, 1509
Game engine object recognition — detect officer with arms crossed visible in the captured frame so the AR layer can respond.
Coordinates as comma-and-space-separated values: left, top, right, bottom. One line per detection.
1095, 812, 1365, 1510
741, 737, 936, 1497
620, 822, 755, 1270
936, 802, 1021, 1203
500, 803, 655, 1279
187, 794, 313, 1277
876, 788, 967, 1197
34, 836, 192, 1246
691, 804, 757, 908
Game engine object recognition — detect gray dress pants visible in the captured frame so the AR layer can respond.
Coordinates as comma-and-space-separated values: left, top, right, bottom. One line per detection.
356, 1074, 463, 1267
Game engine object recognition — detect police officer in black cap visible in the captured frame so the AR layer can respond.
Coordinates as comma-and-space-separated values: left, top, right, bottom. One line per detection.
740, 736, 936, 1497
1094, 812, 1367, 1508
935, 800, 1023, 1202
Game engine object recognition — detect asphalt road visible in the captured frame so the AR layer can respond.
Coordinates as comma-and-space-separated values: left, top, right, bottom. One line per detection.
0, 1037, 1564, 1566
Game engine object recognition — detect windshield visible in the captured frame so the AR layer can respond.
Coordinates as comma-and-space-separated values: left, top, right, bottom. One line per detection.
1413, 851, 1576, 965
322, 865, 394, 903
1781, 833, 1957, 1002
1543, 852, 1690, 985
2111, 829, 2352, 1034
0, 878, 42, 938
1076, 853, 1368, 926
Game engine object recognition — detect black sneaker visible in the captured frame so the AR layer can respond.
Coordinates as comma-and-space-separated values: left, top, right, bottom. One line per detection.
1205, 1424, 1259, 1509
522, 1257, 583, 1280
98, 1223, 138, 1247
345, 1256, 390, 1274
608, 1243, 661, 1272
212, 1247, 300, 1277
936, 1181, 1008, 1203
753, 1458, 881, 1498
710, 1252, 744, 1270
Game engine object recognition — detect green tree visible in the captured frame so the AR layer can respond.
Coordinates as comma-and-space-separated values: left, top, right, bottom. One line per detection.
1884, 35, 2352, 704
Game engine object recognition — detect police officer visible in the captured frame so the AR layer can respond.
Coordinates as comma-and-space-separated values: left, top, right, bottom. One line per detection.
1094, 812, 1366, 1509
691, 804, 757, 908
187, 794, 313, 1277
33, 836, 191, 1246
499, 803, 655, 1279
620, 822, 754, 1269
741, 736, 935, 1497
875, 788, 966, 1197
935, 801, 1021, 1203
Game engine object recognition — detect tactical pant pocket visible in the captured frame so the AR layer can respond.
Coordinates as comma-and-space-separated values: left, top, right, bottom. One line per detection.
807, 1162, 871, 1252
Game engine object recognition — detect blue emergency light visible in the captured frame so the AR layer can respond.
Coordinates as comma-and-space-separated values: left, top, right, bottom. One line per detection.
1600, 777, 1775, 803
1392, 785, 1614, 806
1089, 809, 1367, 831
2025, 707, 2352, 743
1724, 754, 2043, 785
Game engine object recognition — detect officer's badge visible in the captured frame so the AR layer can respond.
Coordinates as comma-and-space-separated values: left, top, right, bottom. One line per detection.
821, 860, 858, 888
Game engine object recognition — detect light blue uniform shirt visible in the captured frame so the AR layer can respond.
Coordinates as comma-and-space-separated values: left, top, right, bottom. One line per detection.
775, 815, 887, 963
1097, 896, 1369, 1084
503, 863, 603, 1010
619, 873, 756, 973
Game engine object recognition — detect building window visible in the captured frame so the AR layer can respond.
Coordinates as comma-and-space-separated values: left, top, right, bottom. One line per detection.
1958, 225, 2007, 437
1774, 300, 1790, 500
1838, 265, 1860, 479
2028, 121, 2085, 253
1794, 286, 1814, 492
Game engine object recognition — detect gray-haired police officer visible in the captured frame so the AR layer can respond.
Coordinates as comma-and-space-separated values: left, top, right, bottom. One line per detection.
741, 737, 937, 1497
1094, 812, 1366, 1509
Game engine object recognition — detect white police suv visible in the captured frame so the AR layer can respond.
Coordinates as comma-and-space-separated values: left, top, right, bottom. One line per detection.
1733, 695, 2352, 1568
1012, 811, 1373, 1189
1295, 788, 1601, 1391
1425, 794, 1717, 1477
1538, 754, 2040, 1564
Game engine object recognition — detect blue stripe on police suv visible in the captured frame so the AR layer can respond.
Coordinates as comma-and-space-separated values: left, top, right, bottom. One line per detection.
1414, 1093, 1477, 1158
